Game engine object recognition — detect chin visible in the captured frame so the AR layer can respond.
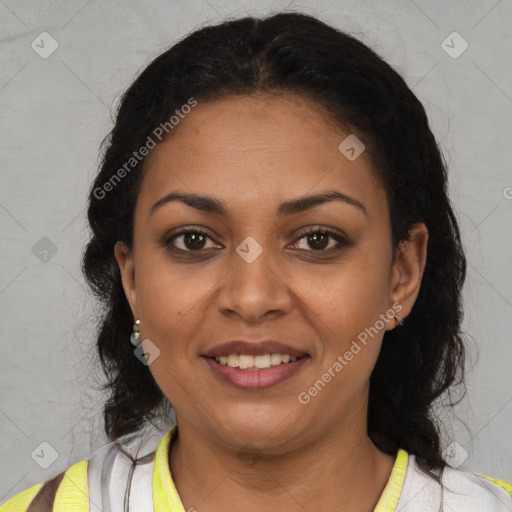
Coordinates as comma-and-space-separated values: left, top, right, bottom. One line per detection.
214, 409, 303, 449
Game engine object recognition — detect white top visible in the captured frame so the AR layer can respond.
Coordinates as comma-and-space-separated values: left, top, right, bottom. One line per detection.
395, 452, 512, 511
2, 426, 510, 511
84, 427, 512, 512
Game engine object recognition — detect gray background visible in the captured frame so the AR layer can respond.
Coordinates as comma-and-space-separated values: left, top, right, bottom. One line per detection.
1, 0, 511, 502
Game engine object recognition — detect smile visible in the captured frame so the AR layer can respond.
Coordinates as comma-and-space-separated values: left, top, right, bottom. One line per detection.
203, 354, 310, 389
214, 353, 298, 370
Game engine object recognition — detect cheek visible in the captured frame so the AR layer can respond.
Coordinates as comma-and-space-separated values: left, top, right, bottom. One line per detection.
300, 245, 391, 378
303, 254, 389, 332
133, 262, 209, 409
134, 246, 213, 339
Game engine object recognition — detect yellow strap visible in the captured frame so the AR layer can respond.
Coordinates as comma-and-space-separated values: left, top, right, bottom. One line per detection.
479, 474, 512, 498
153, 427, 186, 512
54, 460, 89, 512
374, 449, 409, 512
0, 482, 44, 512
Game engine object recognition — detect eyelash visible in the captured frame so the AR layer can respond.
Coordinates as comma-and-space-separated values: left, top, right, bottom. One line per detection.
163, 226, 349, 255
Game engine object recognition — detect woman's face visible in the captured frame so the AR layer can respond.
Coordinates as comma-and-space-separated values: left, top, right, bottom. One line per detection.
115, 93, 427, 452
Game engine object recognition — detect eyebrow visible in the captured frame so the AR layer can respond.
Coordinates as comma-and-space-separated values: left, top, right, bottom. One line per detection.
150, 190, 368, 218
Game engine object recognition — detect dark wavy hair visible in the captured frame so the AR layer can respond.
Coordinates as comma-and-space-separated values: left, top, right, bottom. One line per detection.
82, 12, 467, 480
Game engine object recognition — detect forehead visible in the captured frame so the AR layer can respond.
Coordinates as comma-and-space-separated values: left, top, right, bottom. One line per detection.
138, 93, 386, 218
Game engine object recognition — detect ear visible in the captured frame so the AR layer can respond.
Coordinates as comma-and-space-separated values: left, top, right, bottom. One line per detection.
387, 223, 429, 326
114, 241, 138, 318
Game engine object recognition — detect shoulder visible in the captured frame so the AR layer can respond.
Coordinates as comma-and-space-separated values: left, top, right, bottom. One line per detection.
0, 430, 165, 512
443, 467, 512, 510
0, 459, 88, 512
396, 452, 512, 512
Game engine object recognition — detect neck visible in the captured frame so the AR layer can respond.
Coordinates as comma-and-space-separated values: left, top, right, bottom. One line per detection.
169, 412, 395, 512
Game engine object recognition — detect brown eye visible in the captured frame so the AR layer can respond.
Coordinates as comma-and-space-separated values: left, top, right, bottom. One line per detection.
165, 229, 221, 252
306, 232, 329, 250
182, 232, 207, 250
291, 228, 348, 252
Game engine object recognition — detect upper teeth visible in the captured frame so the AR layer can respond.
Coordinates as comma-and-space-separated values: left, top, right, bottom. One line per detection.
214, 353, 299, 369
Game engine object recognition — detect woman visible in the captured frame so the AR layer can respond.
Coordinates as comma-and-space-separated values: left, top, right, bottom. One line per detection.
1, 11, 510, 512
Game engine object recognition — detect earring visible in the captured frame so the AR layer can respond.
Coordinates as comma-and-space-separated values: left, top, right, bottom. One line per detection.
393, 312, 404, 327
130, 319, 141, 346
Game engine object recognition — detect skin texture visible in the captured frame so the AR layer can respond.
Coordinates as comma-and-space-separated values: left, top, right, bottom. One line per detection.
114, 93, 429, 511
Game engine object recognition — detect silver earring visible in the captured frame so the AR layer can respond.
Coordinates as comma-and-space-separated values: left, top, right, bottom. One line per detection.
130, 319, 141, 346
394, 312, 404, 327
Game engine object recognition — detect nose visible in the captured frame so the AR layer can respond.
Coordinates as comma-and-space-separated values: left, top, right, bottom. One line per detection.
215, 244, 293, 323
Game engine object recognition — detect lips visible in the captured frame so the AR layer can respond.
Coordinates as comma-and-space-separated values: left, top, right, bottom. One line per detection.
202, 340, 307, 358
203, 355, 309, 389
201, 340, 310, 390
